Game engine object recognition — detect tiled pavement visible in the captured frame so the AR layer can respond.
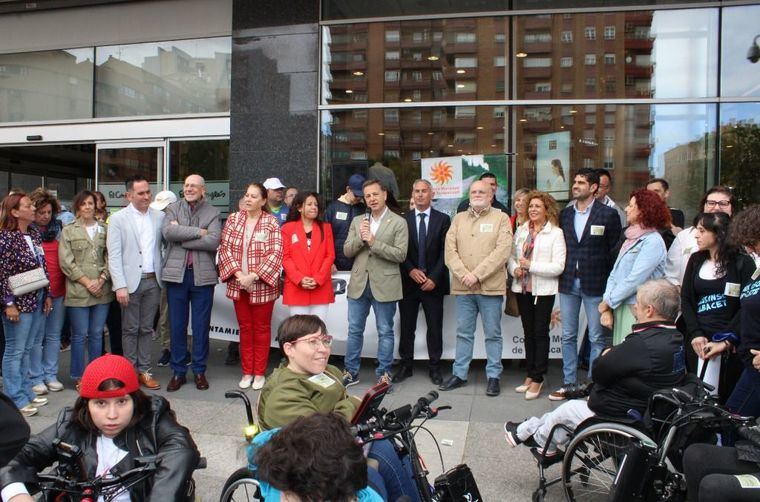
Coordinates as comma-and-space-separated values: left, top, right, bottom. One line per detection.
19, 339, 574, 501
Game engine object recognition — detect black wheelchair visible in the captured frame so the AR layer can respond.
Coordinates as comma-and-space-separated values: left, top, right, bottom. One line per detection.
528, 377, 754, 502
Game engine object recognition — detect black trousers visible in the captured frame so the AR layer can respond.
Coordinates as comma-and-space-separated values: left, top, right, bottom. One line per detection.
106, 299, 123, 356
516, 293, 555, 383
684, 443, 760, 502
398, 293, 444, 369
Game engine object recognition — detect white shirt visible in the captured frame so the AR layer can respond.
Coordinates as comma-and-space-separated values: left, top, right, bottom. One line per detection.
665, 226, 699, 286
370, 207, 389, 236
127, 203, 156, 274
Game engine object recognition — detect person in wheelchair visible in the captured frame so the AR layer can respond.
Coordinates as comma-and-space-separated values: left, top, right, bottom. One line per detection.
0, 354, 200, 502
253, 412, 384, 502
257, 315, 420, 502
504, 279, 686, 456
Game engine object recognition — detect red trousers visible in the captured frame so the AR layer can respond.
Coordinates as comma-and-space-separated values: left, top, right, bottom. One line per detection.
233, 292, 275, 376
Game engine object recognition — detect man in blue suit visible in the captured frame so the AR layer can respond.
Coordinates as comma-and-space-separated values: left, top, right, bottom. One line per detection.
107, 175, 165, 390
551, 168, 621, 401
394, 179, 451, 385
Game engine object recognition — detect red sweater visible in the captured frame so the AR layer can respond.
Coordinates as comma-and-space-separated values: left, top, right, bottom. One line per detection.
42, 240, 65, 298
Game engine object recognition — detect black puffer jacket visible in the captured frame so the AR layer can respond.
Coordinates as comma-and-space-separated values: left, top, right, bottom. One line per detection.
0, 396, 199, 501
589, 321, 686, 418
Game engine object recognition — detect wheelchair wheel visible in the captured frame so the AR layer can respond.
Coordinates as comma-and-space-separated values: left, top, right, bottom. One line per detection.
219, 467, 262, 502
562, 422, 652, 501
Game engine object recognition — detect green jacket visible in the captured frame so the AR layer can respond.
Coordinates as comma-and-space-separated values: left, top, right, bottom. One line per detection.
59, 219, 114, 307
257, 364, 358, 431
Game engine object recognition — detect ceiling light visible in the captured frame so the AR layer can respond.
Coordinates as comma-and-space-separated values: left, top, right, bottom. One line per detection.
476, 126, 484, 130
404, 97, 412, 102
447, 144, 453, 148
519, 118, 527, 122
569, 109, 577, 114
352, 71, 364, 76
456, 84, 465, 88
345, 89, 353, 94
427, 132, 434, 135
427, 55, 439, 61
516, 52, 528, 58
456, 69, 466, 74
378, 132, 385, 136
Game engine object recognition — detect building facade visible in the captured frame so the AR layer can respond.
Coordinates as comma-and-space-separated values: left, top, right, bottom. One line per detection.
0, 0, 758, 218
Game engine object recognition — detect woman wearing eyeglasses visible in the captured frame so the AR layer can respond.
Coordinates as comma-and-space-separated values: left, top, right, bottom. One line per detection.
665, 186, 736, 287
257, 315, 421, 502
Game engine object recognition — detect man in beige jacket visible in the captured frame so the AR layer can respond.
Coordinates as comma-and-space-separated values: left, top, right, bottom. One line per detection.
440, 180, 512, 396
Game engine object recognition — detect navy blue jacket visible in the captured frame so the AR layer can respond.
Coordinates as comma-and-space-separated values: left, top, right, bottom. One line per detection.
559, 200, 622, 296
325, 198, 366, 271
401, 208, 450, 297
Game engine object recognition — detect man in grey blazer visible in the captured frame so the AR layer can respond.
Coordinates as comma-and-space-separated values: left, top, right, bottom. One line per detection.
107, 175, 165, 390
343, 179, 408, 387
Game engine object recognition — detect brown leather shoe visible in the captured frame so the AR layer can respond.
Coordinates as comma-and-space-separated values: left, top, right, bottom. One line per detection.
166, 374, 186, 392
194, 373, 209, 390
138, 372, 161, 390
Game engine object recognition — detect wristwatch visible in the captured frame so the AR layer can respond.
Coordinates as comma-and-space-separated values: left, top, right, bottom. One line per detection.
5, 301, 15, 307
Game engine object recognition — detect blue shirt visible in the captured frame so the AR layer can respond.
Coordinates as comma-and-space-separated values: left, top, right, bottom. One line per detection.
571, 199, 595, 242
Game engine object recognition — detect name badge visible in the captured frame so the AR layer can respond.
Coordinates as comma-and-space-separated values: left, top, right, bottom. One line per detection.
590, 225, 605, 236
754, 268, 760, 281
480, 223, 494, 233
335, 211, 348, 221
307, 372, 336, 389
683, 247, 692, 256
725, 282, 741, 297
291, 234, 299, 244
280, 213, 287, 221
254, 231, 267, 242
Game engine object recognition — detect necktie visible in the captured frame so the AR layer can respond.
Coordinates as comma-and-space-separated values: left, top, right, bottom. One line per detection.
418, 213, 427, 272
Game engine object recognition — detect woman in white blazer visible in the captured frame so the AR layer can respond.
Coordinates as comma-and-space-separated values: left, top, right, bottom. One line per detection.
508, 191, 566, 400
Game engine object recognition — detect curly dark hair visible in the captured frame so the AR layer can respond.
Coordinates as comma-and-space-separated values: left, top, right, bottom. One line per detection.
255, 412, 368, 502
728, 204, 760, 250
629, 189, 671, 229
29, 187, 61, 216
695, 212, 738, 277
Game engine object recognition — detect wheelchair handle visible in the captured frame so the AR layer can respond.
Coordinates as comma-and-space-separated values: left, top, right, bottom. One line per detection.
225, 390, 255, 426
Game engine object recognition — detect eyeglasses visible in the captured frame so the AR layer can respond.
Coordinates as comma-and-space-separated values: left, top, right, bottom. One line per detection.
290, 335, 333, 349
704, 200, 731, 208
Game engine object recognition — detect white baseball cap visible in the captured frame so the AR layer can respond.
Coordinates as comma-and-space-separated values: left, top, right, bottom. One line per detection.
150, 190, 178, 211
263, 177, 286, 190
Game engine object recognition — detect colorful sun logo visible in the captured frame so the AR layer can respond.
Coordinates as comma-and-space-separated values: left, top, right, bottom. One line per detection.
430, 160, 454, 185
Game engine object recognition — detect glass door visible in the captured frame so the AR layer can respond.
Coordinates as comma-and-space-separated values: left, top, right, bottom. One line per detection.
96, 141, 164, 213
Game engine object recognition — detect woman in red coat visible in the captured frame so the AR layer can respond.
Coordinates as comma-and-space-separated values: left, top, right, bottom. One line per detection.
281, 192, 335, 319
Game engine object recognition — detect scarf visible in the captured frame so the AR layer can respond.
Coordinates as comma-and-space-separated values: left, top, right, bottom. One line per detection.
32, 218, 62, 243
621, 224, 655, 255
520, 221, 545, 292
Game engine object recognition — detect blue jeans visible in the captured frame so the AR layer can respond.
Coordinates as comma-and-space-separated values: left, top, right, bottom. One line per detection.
2, 290, 45, 408
345, 283, 396, 379
452, 294, 503, 380
559, 278, 605, 385
166, 268, 214, 376
726, 367, 760, 418
368, 439, 421, 502
68, 303, 110, 379
29, 295, 65, 385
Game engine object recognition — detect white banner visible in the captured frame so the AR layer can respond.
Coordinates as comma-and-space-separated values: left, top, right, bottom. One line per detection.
208, 272, 563, 359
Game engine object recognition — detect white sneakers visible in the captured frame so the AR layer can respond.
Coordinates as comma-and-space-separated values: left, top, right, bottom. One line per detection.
32, 396, 48, 406
32, 383, 48, 395
20, 404, 37, 417
238, 375, 254, 389
252, 376, 266, 390
46, 380, 64, 392
238, 375, 266, 390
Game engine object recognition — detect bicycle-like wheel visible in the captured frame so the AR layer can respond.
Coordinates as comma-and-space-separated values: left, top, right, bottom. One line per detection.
562, 423, 652, 501
219, 467, 262, 502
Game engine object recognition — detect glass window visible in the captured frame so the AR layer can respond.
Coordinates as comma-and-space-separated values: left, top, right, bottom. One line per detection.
514, 9, 718, 99
523, 57, 552, 68
323, 18, 508, 104
94, 37, 230, 118
168, 139, 230, 217
515, 103, 716, 215
604, 26, 616, 40
321, 106, 509, 215
323, 0, 508, 20
0, 48, 94, 123
560, 57, 573, 68
719, 103, 760, 206
721, 5, 760, 98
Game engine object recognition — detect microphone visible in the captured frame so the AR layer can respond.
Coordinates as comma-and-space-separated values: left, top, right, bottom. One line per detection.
362, 208, 371, 244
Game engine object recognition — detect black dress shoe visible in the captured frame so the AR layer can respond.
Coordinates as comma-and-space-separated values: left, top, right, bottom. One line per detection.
439, 375, 467, 391
486, 377, 501, 397
429, 368, 443, 385
166, 374, 186, 392
391, 366, 413, 383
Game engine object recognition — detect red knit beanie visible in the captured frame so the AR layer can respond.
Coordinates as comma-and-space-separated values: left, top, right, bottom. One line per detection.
79, 354, 139, 398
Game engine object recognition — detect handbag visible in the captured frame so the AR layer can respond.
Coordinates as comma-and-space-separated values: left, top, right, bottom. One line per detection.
7, 267, 49, 296
504, 276, 520, 317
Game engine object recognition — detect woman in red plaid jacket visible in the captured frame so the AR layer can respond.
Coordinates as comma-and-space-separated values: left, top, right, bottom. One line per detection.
218, 183, 283, 391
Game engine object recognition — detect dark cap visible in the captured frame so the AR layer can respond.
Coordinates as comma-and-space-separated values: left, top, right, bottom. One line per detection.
347, 174, 366, 197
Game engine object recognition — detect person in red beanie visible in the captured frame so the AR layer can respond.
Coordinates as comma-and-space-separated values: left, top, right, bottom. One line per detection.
0, 354, 200, 502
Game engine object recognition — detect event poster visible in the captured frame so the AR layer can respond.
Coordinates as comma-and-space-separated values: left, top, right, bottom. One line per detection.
421, 154, 508, 216
536, 131, 571, 200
